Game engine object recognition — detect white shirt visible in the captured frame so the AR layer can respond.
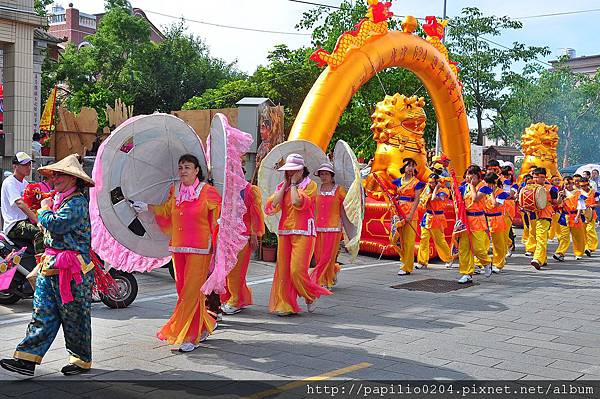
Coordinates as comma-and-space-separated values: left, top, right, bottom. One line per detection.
32, 141, 42, 153
1, 174, 29, 234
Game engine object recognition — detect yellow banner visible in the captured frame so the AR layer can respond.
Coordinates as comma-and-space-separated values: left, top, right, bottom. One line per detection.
39, 86, 57, 131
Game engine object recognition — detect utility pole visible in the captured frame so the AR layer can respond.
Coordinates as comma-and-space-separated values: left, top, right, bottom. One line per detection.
434, 0, 448, 155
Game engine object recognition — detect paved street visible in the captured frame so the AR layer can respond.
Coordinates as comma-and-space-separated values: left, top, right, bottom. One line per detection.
0, 228, 600, 397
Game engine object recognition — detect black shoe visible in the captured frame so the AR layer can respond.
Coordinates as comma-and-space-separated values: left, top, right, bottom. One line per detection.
0, 358, 35, 376
585, 249, 592, 257
553, 253, 564, 262
61, 363, 90, 376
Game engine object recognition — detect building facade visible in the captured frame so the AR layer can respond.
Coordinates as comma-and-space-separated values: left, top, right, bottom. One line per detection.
48, 3, 165, 47
550, 51, 600, 77
0, 0, 44, 169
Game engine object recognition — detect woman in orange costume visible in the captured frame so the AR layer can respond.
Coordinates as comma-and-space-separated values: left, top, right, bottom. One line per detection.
310, 162, 347, 290
265, 154, 331, 315
132, 154, 220, 352
221, 182, 265, 315
457, 165, 492, 284
416, 173, 452, 269
482, 172, 509, 273
553, 176, 585, 261
393, 158, 425, 276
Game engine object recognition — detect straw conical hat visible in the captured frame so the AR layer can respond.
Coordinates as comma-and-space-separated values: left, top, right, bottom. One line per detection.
38, 154, 95, 187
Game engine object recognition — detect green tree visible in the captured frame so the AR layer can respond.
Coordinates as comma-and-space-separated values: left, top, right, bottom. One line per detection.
104, 0, 132, 12
34, 0, 53, 16
447, 7, 550, 145
183, 44, 321, 136
493, 63, 600, 166
44, 9, 237, 126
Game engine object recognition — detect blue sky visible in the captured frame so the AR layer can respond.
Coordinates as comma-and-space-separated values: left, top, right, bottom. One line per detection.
71, 0, 598, 73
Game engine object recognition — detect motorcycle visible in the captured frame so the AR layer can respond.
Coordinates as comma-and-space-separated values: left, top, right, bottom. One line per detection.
0, 235, 138, 309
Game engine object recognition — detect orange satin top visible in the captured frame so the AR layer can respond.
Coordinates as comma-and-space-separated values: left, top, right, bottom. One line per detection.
154, 183, 221, 254
242, 184, 265, 237
315, 185, 347, 232
419, 185, 450, 230
265, 180, 318, 236
485, 187, 507, 233
392, 176, 426, 221
561, 189, 584, 228
583, 189, 599, 222
463, 182, 488, 232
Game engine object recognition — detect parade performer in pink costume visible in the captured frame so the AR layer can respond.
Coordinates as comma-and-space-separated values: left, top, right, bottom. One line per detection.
220, 182, 265, 314
310, 162, 347, 290
265, 154, 331, 315
132, 154, 221, 352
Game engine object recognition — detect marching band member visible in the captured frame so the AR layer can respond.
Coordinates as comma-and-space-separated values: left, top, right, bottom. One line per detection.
310, 162, 347, 290
457, 165, 492, 284
416, 173, 452, 269
1, 155, 95, 376
132, 154, 221, 352
482, 173, 509, 273
500, 167, 518, 257
520, 175, 538, 257
579, 177, 599, 256
548, 176, 562, 241
265, 154, 331, 315
530, 167, 558, 270
553, 176, 586, 261
392, 158, 425, 276
221, 182, 265, 315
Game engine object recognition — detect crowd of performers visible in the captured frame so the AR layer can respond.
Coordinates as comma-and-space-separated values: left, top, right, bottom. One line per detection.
0, 151, 346, 376
1, 149, 598, 377
387, 156, 599, 284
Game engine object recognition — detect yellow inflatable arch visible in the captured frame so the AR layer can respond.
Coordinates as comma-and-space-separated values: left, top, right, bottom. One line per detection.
288, 30, 471, 175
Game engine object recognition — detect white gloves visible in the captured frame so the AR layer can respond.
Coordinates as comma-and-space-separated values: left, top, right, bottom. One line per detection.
130, 201, 149, 213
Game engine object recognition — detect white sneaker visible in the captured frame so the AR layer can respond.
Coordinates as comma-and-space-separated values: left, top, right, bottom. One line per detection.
492, 266, 502, 274
415, 263, 427, 269
221, 303, 242, 315
576, 256, 582, 260
445, 262, 458, 269
473, 267, 482, 275
457, 274, 472, 284
506, 248, 513, 258
397, 270, 410, 275
306, 299, 317, 313
179, 333, 208, 353
484, 265, 492, 278
524, 252, 533, 257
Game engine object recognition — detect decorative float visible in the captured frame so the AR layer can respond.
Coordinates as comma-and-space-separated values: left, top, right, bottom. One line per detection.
287, 0, 471, 256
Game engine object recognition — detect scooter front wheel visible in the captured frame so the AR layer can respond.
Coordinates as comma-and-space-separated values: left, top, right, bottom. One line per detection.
100, 270, 138, 309
0, 291, 21, 305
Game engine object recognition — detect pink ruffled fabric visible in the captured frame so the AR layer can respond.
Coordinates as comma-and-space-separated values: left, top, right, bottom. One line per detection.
175, 178, 200, 206
201, 114, 253, 295
90, 116, 171, 272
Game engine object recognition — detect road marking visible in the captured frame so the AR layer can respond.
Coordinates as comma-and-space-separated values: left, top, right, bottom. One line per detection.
246, 362, 372, 399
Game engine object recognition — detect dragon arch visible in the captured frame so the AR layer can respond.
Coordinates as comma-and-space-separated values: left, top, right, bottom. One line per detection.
286, 1, 472, 256
289, 1, 471, 177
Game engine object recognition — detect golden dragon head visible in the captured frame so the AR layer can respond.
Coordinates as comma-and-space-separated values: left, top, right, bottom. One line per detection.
519, 122, 561, 181
370, 94, 426, 144
521, 122, 559, 158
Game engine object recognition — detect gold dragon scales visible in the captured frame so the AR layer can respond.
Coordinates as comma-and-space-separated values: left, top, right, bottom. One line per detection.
310, 0, 393, 69
363, 94, 430, 201
519, 122, 561, 180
